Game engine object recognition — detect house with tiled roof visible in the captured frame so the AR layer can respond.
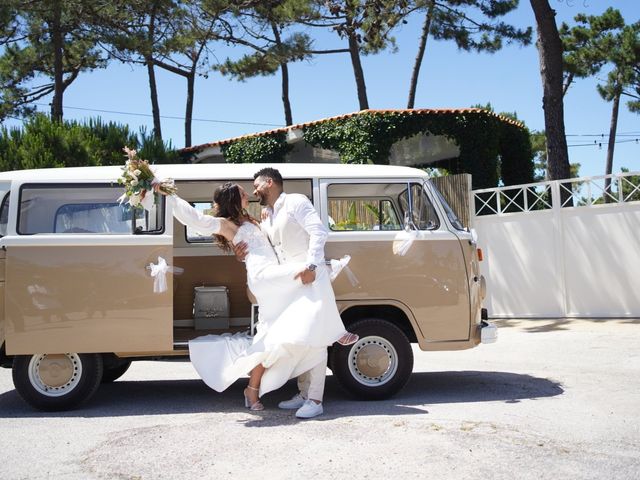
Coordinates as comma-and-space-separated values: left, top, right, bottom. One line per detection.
181, 108, 532, 189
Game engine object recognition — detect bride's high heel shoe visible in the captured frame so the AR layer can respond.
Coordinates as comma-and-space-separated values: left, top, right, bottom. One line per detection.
244, 385, 264, 411
337, 332, 359, 346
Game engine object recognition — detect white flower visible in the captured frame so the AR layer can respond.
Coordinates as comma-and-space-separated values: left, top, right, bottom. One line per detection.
129, 193, 141, 206
131, 179, 139, 186
123, 146, 137, 159
133, 169, 141, 176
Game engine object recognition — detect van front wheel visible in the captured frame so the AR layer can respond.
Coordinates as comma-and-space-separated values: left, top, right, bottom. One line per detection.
12, 353, 103, 411
330, 318, 413, 400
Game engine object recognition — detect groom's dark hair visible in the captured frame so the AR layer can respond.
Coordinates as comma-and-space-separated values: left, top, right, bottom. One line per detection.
253, 167, 283, 187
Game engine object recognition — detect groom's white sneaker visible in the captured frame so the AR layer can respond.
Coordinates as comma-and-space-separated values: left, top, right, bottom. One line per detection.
278, 393, 306, 410
295, 399, 323, 419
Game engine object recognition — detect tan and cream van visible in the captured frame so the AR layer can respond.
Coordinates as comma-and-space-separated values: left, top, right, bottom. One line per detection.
0, 163, 496, 411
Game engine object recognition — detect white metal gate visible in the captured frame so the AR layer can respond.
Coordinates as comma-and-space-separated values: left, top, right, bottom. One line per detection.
472, 171, 640, 318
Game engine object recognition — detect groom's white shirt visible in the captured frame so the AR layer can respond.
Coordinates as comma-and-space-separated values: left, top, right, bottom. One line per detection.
261, 192, 328, 266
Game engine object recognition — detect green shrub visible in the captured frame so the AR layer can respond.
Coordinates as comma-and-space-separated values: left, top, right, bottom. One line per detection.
0, 114, 179, 171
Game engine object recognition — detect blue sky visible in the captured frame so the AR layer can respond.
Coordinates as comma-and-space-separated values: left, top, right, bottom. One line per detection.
4, 0, 639, 179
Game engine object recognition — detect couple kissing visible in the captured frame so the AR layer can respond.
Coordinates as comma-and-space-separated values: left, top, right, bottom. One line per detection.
158, 167, 357, 419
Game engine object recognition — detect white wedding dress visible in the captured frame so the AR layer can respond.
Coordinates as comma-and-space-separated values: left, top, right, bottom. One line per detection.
167, 196, 346, 397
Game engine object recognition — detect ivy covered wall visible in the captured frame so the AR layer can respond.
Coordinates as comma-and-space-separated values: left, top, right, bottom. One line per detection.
219, 110, 534, 189
220, 131, 292, 164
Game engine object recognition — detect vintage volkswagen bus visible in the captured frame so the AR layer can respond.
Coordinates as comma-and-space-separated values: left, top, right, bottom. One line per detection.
0, 163, 495, 411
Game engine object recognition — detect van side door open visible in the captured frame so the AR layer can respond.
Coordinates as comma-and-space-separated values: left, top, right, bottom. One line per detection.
3, 182, 174, 355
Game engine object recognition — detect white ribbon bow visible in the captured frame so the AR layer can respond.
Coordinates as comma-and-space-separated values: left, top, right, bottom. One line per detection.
327, 255, 360, 287
147, 256, 183, 293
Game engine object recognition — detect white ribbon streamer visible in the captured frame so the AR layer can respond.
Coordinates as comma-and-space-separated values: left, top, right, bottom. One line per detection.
147, 256, 184, 293
393, 228, 418, 256
327, 255, 360, 287
140, 190, 155, 211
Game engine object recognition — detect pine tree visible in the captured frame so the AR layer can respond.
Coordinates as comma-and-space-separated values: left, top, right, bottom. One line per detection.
559, 7, 624, 97
305, 0, 410, 110
215, 0, 324, 126
561, 8, 640, 192
99, 0, 186, 141
407, 0, 532, 109
529, 0, 570, 183
0, 1, 110, 122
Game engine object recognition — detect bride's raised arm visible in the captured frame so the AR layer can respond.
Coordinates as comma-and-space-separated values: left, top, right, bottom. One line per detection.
166, 195, 223, 236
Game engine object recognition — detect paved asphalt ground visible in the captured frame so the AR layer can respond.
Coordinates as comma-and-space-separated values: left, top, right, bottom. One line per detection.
1, 318, 639, 480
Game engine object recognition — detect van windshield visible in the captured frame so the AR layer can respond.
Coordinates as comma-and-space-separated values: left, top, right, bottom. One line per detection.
431, 184, 466, 231
398, 183, 440, 230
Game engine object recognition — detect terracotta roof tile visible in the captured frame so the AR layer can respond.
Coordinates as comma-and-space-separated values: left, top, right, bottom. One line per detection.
181, 108, 525, 154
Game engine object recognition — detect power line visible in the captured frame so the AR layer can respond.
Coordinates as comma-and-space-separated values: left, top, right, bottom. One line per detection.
568, 138, 639, 148
30, 103, 285, 128
566, 133, 640, 137
4, 105, 639, 140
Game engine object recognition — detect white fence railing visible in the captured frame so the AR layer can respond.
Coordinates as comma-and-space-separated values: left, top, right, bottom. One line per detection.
471, 171, 640, 318
473, 171, 640, 217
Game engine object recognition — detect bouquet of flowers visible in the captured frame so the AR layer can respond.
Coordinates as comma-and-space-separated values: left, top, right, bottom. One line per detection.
117, 146, 177, 209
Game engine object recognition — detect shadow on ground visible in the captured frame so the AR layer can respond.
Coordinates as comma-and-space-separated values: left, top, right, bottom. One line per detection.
493, 317, 640, 333
0, 370, 563, 421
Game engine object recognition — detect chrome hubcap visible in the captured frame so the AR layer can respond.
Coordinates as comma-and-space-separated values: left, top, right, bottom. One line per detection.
28, 354, 82, 397
348, 336, 398, 386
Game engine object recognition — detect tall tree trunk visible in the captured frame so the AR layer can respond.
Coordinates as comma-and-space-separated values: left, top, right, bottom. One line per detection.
271, 22, 293, 125
145, 57, 162, 141
51, 0, 64, 122
407, 1, 435, 109
145, 5, 162, 141
280, 62, 293, 125
530, 0, 570, 184
185, 68, 195, 148
604, 88, 621, 201
347, 31, 369, 110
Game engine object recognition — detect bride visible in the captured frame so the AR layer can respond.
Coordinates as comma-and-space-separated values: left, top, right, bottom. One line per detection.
158, 182, 354, 410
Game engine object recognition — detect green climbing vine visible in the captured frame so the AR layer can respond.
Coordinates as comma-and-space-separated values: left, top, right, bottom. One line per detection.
219, 110, 533, 188
221, 131, 292, 164
303, 110, 533, 189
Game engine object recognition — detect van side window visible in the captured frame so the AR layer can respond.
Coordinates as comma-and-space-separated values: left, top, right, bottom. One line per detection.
398, 183, 440, 230
327, 183, 403, 231
18, 184, 164, 235
0, 192, 9, 237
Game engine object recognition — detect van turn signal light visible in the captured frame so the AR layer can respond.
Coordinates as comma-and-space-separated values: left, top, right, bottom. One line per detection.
477, 248, 484, 261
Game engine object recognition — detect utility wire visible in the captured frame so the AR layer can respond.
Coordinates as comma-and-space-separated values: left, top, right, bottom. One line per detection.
5, 104, 639, 140
568, 138, 639, 148
30, 103, 285, 128
566, 133, 640, 137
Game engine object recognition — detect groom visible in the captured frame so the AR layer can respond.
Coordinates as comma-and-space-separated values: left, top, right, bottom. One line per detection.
235, 167, 330, 419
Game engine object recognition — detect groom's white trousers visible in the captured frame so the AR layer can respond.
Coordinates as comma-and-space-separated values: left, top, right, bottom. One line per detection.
297, 348, 328, 401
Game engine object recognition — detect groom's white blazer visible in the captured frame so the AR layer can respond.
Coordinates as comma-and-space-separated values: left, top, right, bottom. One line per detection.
261, 192, 328, 267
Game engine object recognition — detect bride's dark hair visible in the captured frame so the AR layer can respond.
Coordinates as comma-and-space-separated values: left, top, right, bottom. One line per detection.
211, 182, 255, 251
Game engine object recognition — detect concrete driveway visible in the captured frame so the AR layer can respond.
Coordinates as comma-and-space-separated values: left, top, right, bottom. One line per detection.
0, 318, 638, 479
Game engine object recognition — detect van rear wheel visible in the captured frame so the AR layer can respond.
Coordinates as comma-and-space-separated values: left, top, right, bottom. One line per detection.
12, 353, 103, 411
330, 318, 413, 400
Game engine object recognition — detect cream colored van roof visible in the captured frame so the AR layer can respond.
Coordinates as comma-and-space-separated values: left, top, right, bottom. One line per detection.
0, 163, 429, 183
